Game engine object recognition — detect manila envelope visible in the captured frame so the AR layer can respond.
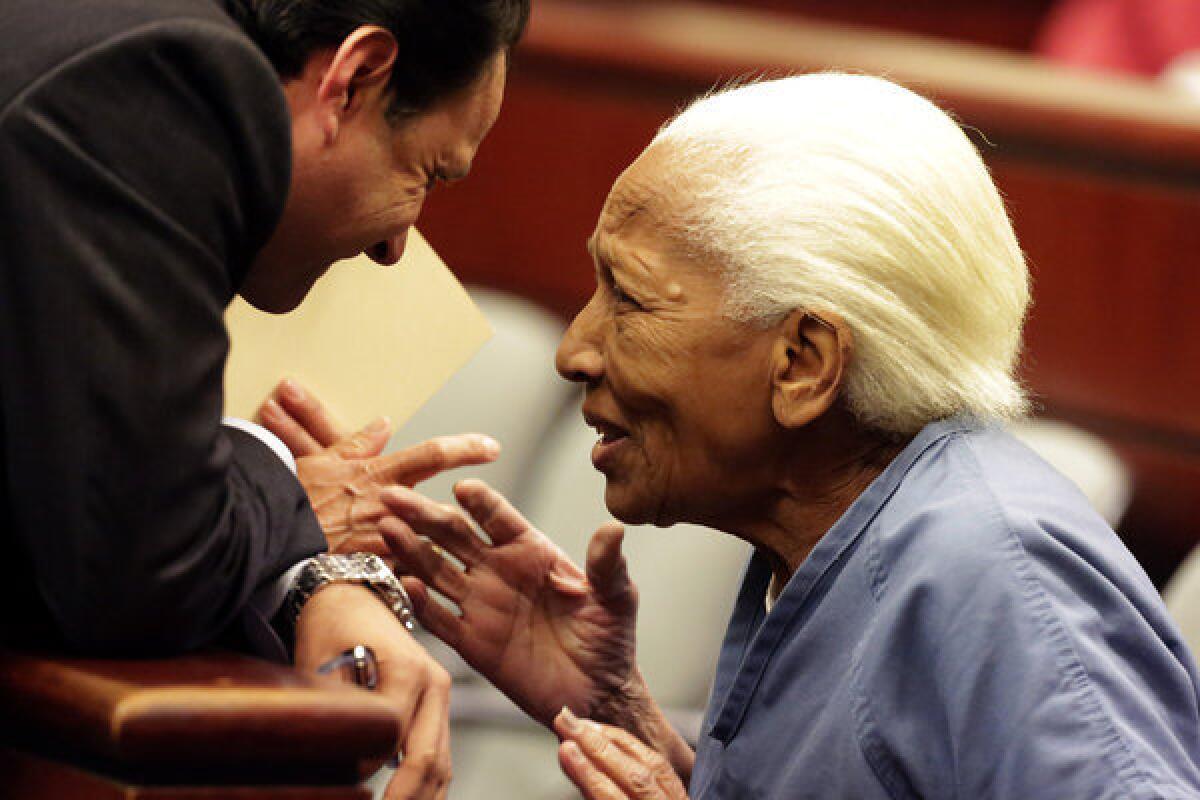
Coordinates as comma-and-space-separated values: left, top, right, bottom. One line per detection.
223, 229, 491, 432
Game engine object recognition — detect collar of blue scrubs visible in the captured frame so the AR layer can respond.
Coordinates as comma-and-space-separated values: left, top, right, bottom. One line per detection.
706, 414, 980, 743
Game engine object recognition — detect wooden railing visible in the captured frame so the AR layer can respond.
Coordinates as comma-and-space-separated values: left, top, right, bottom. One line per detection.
0, 650, 399, 798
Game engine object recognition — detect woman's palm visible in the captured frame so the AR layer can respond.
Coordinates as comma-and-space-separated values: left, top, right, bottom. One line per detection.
384, 482, 639, 727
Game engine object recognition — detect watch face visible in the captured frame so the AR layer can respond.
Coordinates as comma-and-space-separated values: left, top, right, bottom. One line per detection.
289, 554, 415, 631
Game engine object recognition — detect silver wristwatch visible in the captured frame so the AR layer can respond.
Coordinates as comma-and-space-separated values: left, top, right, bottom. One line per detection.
287, 552, 416, 631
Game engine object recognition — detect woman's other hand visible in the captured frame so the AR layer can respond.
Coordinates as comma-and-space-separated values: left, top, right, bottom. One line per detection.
380, 479, 640, 728
554, 708, 689, 800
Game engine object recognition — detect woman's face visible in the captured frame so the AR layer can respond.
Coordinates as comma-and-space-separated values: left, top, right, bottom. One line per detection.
555, 149, 784, 528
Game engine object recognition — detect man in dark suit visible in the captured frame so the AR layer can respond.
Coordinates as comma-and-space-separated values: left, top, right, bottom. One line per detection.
0, 0, 528, 794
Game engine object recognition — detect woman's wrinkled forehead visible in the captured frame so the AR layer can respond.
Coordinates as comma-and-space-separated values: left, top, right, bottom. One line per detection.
597, 144, 688, 236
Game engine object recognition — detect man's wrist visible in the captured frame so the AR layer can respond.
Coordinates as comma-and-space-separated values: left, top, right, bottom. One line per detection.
286, 553, 416, 634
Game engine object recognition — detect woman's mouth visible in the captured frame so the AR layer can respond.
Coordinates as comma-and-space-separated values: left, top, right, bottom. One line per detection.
586, 417, 631, 470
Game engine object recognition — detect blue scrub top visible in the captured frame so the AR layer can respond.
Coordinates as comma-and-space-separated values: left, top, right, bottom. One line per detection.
691, 417, 1200, 799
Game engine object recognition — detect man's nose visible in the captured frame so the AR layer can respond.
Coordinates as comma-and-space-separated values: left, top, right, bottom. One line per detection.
367, 230, 410, 266
555, 297, 604, 384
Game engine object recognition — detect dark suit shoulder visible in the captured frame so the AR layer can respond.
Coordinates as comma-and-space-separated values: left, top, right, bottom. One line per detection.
0, 0, 255, 114
0, 0, 291, 279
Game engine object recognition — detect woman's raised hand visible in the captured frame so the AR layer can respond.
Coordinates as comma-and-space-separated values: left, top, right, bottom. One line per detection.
380, 480, 641, 728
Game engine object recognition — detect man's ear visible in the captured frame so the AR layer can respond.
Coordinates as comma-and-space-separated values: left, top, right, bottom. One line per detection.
769, 309, 854, 430
314, 25, 398, 140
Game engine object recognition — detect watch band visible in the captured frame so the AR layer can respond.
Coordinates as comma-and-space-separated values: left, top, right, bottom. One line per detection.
287, 552, 416, 632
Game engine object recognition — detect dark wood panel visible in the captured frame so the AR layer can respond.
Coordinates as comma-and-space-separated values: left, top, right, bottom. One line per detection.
995, 160, 1200, 438
701, 0, 1057, 51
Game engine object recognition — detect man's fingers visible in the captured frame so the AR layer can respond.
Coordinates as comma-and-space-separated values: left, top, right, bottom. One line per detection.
453, 479, 534, 545
377, 676, 420, 748
382, 487, 484, 567
256, 397, 324, 457
327, 531, 391, 559
381, 517, 470, 604
348, 496, 388, 528
370, 434, 500, 487
333, 417, 392, 460
275, 379, 346, 448
384, 672, 452, 800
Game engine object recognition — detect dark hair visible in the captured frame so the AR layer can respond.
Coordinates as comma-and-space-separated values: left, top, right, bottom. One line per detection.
224, 0, 530, 120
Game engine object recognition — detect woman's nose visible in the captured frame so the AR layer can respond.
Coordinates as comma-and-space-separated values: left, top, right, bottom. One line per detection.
556, 298, 604, 384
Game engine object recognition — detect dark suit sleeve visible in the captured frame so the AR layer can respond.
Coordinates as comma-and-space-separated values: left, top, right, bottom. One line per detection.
0, 19, 325, 654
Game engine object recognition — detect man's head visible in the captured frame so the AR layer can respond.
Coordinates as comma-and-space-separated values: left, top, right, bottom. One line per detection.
231, 0, 530, 312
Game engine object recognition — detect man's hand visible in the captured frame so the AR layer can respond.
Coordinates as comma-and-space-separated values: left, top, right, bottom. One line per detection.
256, 379, 351, 459
295, 583, 452, 800
257, 380, 499, 554
553, 709, 689, 800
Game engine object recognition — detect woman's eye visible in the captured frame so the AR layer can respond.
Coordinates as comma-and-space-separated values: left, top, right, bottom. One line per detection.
612, 284, 640, 309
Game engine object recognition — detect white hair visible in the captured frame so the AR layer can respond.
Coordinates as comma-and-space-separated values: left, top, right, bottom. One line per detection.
650, 73, 1030, 435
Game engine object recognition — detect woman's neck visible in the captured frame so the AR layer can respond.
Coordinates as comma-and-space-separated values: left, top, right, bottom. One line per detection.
735, 420, 908, 589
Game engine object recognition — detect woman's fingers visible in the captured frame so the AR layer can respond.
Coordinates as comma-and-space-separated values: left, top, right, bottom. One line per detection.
382, 488, 484, 567
381, 517, 470, 604
370, 434, 500, 487
453, 479, 535, 545
603, 727, 686, 798
399, 576, 464, 650
555, 710, 686, 800
586, 523, 636, 609
559, 740, 628, 800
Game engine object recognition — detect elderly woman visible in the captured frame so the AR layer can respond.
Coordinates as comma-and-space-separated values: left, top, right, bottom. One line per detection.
273, 74, 1200, 798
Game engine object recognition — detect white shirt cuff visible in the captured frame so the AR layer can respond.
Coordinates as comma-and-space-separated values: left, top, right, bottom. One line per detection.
222, 415, 298, 474
223, 416, 311, 639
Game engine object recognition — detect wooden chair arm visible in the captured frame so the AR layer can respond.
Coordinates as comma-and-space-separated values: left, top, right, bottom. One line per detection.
0, 649, 401, 797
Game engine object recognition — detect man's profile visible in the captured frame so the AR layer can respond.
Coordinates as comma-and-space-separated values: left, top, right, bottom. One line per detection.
0, 0, 529, 793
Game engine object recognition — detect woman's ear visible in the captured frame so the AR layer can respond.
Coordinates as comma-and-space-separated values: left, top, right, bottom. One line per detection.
769, 309, 854, 430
